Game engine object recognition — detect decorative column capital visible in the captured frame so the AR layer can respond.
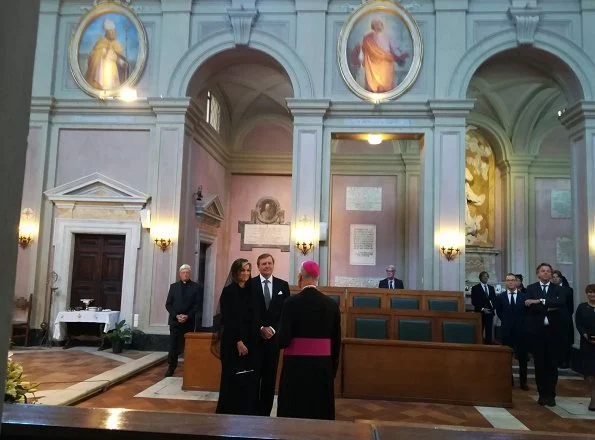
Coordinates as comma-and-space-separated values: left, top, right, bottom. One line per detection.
286, 99, 330, 124
558, 101, 595, 135
508, 4, 541, 46
429, 99, 475, 126
228, 8, 259, 46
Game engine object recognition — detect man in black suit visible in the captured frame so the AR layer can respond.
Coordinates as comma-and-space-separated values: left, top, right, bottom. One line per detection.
471, 271, 497, 344
378, 265, 404, 289
525, 262, 568, 407
496, 273, 529, 390
251, 253, 290, 416
164, 264, 203, 377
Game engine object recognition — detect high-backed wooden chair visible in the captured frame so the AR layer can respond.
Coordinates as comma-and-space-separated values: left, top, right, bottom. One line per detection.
12, 294, 32, 346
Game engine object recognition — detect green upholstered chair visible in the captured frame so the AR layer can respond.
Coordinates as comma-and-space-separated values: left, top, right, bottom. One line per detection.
398, 319, 432, 342
442, 321, 477, 344
327, 295, 340, 304
353, 296, 381, 308
427, 299, 458, 312
390, 297, 420, 310
355, 317, 388, 339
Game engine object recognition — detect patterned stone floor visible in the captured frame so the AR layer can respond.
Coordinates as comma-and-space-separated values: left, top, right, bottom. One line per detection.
9, 349, 595, 435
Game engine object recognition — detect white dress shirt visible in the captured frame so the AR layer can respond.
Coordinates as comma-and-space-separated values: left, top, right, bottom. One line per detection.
540, 282, 550, 326
260, 274, 276, 333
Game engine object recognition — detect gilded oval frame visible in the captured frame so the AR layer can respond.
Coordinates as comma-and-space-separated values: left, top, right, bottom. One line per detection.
338, 0, 423, 102
68, 1, 148, 99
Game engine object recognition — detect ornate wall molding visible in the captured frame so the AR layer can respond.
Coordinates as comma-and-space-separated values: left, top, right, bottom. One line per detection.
228, 8, 259, 46
508, 5, 541, 45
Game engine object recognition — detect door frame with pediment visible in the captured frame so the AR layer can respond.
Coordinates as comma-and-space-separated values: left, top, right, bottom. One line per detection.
45, 173, 148, 339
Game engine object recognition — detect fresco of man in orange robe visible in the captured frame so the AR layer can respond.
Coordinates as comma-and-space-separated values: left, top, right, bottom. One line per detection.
351, 19, 409, 93
85, 19, 129, 90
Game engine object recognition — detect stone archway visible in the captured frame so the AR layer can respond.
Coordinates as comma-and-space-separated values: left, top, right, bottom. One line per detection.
167, 29, 314, 99
448, 29, 593, 102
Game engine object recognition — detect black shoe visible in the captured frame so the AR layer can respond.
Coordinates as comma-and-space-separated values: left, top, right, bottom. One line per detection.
545, 398, 556, 407
520, 384, 529, 391
165, 368, 175, 377
538, 396, 546, 405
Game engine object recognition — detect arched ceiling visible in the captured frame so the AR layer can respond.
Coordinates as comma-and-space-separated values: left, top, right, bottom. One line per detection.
468, 49, 575, 159
187, 47, 293, 153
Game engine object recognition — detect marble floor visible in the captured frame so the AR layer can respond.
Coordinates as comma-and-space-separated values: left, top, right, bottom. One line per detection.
8, 348, 595, 435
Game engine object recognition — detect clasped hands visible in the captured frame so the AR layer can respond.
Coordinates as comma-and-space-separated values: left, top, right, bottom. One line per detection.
524, 299, 542, 306
176, 314, 188, 323
260, 326, 275, 340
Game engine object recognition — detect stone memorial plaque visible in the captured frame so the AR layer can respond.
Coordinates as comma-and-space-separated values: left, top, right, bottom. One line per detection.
349, 224, 376, 265
556, 237, 573, 264
346, 186, 382, 211
551, 190, 571, 219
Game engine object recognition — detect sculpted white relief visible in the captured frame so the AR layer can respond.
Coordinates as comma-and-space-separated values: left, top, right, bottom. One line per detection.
465, 130, 495, 247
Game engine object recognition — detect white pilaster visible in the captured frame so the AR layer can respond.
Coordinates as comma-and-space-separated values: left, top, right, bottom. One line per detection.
141, 98, 192, 332
287, 99, 329, 284
501, 159, 532, 278
427, 100, 475, 291
434, 0, 469, 98
560, 102, 595, 346
157, 0, 192, 94
295, 0, 329, 97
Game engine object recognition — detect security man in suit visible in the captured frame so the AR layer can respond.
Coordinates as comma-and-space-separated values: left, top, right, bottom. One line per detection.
165, 264, 203, 377
251, 253, 290, 416
496, 273, 529, 390
378, 265, 404, 289
471, 271, 497, 344
525, 262, 568, 407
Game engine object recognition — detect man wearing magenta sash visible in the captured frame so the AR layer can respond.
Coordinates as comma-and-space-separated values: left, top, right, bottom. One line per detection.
277, 260, 341, 420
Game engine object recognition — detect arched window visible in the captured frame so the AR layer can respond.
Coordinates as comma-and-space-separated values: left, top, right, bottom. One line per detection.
206, 90, 221, 132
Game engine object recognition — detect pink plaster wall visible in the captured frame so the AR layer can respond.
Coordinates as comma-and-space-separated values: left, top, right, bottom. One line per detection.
534, 178, 573, 284
227, 174, 292, 294
242, 123, 292, 154
329, 175, 402, 285
55, 129, 150, 192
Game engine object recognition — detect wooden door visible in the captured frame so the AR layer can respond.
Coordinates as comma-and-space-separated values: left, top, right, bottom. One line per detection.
70, 234, 125, 310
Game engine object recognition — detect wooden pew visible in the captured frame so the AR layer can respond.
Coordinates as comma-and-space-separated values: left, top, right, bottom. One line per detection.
347, 309, 482, 343
341, 338, 512, 407
345, 288, 465, 312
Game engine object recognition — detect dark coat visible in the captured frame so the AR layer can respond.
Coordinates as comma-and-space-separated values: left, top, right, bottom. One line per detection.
251, 275, 291, 331
471, 283, 497, 314
495, 291, 527, 341
165, 280, 202, 328
378, 278, 404, 289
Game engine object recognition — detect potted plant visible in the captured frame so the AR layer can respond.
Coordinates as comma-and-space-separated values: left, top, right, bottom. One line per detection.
5, 352, 38, 403
105, 320, 132, 353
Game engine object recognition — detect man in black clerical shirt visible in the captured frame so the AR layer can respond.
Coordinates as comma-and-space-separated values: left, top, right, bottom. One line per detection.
165, 264, 202, 377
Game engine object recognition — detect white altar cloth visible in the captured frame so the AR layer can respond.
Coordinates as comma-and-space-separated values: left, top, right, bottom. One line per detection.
53, 310, 120, 341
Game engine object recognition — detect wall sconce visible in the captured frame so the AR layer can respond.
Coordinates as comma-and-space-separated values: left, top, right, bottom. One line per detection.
154, 238, 172, 252
295, 216, 315, 255
440, 246, 460, 261
436, 231, 464, 262
18, 214, 36, 249
18, 234, 33, 249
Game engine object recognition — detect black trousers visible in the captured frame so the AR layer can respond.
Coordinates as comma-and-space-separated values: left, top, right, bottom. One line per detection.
481, 313, 494, 344
503, 335, 528, 385
529, 327, 559, 399
258, 338, 280, 416
168, 322, 193, 371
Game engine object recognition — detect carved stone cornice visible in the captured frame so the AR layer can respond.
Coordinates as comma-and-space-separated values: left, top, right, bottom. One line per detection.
508, 4, 541, 46
228, 8, 259, 46
558, 101, 595, 133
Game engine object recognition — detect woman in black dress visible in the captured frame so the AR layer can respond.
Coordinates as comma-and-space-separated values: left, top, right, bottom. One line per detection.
216, 258, 261, 415
575, 284, 595, 411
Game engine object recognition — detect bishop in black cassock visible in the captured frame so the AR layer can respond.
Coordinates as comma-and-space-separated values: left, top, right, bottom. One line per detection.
277, 260, 341, 420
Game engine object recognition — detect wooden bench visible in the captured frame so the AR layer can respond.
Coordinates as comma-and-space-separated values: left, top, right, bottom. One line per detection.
347, 309, 482, 344
341, 338, 512, 407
